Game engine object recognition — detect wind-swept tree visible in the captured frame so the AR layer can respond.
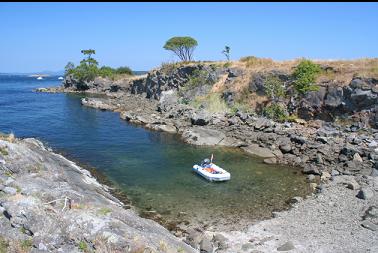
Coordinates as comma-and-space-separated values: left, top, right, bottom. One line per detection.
80, 49, 98, 66
64, 62, 75, 76
163, 36, 198, 62
222, 46, 231, 61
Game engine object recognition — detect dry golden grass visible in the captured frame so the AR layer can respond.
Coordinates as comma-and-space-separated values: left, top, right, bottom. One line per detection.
211, 74, 229, 93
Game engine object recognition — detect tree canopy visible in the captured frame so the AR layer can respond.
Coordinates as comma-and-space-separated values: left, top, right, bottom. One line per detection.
64, 49, 133, 84
163, 36, 198, 62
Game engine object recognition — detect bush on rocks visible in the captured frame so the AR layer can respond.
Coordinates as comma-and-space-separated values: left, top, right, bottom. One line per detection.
292, 59, 322, 94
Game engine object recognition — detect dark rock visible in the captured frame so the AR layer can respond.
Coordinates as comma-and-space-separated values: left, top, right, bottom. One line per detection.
340, 145, 360, 158
356, 188, 374, 200
361, 220, 378, 231
316, 136, 329, 144
297, 87, 327, 120
248, 73, 265, 95
289, 196, 303, 204
222, 91, 234, 106
303, 165, 320, 175
290, 135, 306, 145
228, 117, 240, 126
191, 111, 211, 126
324, 85, 344, 109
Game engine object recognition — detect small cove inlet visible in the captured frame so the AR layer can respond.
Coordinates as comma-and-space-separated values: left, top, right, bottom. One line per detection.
0, 75, 311, 232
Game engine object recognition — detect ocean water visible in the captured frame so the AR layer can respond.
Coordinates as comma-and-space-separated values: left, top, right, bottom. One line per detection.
0, 75, 310, 231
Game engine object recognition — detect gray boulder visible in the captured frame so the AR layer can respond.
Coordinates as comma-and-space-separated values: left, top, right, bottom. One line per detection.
200, 236, 213, 253
277, 241, 295, 251
191, 111, 211, 126
356, 187, 375, 200
254, 118, 273, 130
182, 128, 226, 146
361, 220, 378, 231
242, 144, 275, 158
2, 186, 17, 195
302, 164, 320, 175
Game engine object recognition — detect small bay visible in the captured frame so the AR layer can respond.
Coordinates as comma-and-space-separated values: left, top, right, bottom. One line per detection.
0, 75, 310, 231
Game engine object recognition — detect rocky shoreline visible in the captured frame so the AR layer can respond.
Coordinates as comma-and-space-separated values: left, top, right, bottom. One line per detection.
0, 135, 197, 252
29, 61, 378, 252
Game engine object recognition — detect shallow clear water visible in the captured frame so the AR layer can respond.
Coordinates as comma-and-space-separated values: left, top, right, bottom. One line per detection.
0, 75, 310, 231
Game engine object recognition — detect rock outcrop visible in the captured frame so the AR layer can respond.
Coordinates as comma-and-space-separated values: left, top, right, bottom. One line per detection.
0, 138, 195, 252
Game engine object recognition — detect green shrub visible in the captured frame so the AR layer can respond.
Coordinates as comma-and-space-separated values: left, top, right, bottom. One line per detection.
160, 62, 179, 75
263, 104, 288, 121
99, 66, 115, 78
73, 62, 99, 83
184, 69, 214, 91
189, 93, 229, 113
230, 102, 253, 115
206, 93, 229, 113
116, 66, 133, 75
20, 239, 32, 251
97, 207, 112, 216
64, 50, 133, 83
223, 62, 231, 68
264, 75, 285, 100
292, 59, 321, 94
78, 241, 88, 252
64, 62, 75, 77
0, 147, 8, 156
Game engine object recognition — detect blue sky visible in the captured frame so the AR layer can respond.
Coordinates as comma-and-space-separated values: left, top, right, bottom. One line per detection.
1, 2, 377, 72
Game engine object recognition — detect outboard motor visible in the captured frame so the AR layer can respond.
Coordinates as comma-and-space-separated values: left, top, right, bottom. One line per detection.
201, 158, 211, 167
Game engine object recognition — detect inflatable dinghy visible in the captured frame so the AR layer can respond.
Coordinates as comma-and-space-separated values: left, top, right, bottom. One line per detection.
192, 163, 231, 182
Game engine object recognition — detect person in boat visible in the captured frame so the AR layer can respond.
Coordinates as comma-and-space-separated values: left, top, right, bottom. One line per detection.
201, 158, 211, 168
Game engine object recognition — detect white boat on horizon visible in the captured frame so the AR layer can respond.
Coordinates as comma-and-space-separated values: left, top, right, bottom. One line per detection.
58, 76, 64, 80
193, 158, 231, 182
37, 76, 43, 80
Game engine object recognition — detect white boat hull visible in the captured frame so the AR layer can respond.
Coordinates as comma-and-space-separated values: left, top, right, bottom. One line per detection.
192, 163, 231, 182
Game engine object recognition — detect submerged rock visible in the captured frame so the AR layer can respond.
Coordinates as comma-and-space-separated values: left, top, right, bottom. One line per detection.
241, 144, 275, 158
182, 128, 225, 145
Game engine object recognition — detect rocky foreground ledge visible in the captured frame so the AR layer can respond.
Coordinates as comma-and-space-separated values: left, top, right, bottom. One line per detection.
219, 175, 378, 252
0, 136, 377, 252
0, 136, 196, 252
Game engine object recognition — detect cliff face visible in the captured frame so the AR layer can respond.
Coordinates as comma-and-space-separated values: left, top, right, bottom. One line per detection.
0, 137, 196, 252
61, 60, 378, 129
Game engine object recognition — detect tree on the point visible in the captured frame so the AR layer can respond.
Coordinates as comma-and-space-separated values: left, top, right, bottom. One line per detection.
163, 36, 198, 62
222, 46, 231, 61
